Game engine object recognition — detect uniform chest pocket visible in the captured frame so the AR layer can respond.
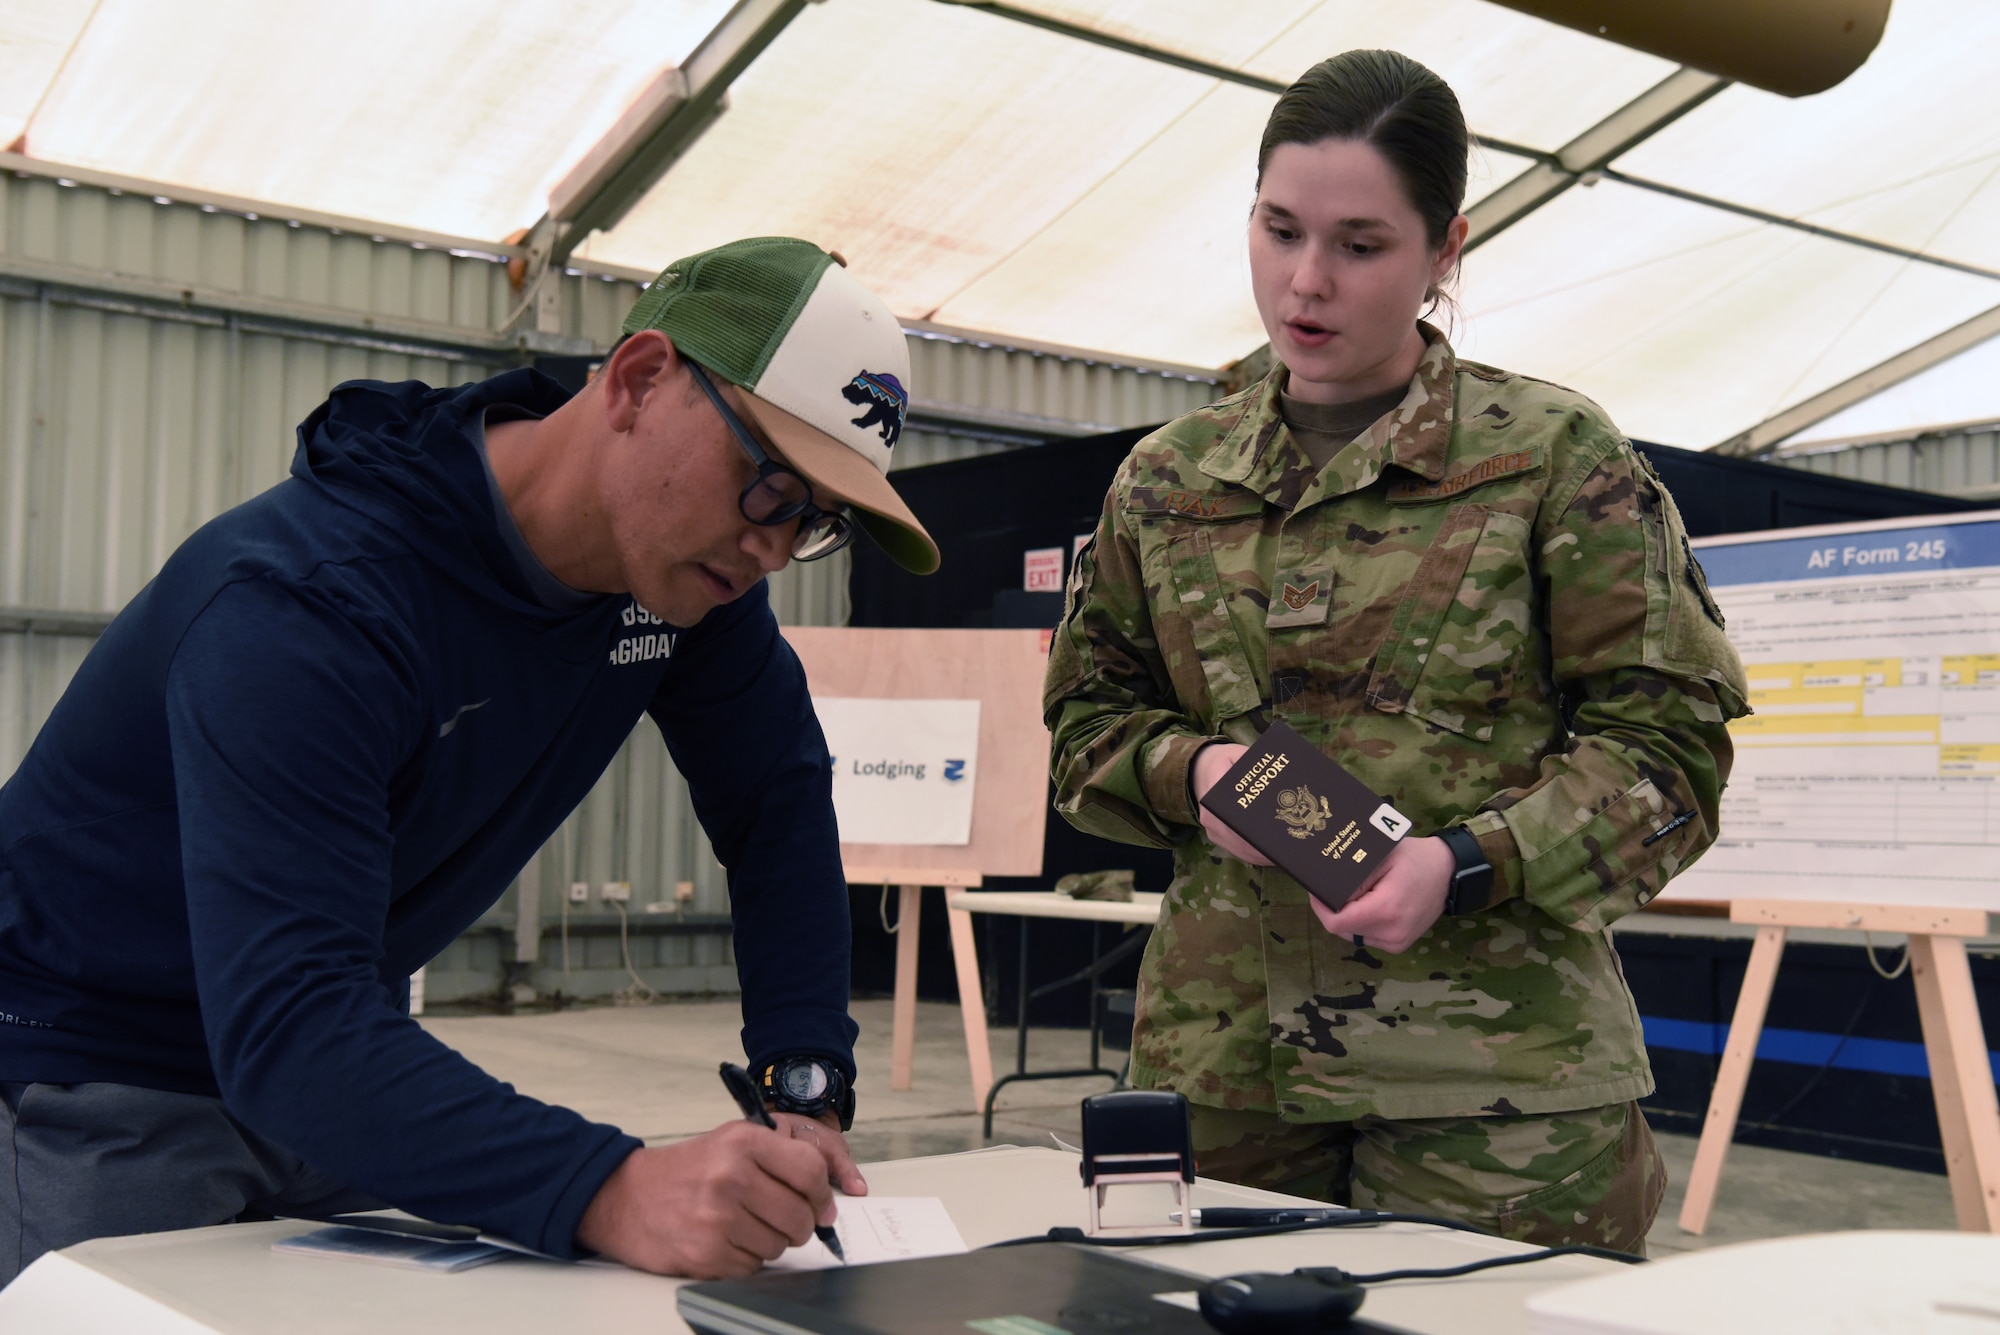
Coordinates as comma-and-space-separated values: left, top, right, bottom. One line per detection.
1143, 521, 1268, 728
1365, 506, 1536, 742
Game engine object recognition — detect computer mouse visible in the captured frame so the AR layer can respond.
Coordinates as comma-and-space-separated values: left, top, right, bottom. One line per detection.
1196, 1272, 1365, 1334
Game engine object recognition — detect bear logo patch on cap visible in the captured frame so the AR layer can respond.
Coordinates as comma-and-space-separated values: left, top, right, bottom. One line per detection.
842, 371, 908, 450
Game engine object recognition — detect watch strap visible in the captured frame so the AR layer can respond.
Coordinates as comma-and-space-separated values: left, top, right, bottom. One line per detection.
1437, 824, 1494, 916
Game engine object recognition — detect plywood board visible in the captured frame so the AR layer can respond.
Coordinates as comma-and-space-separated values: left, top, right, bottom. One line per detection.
782, 627, 1049, 879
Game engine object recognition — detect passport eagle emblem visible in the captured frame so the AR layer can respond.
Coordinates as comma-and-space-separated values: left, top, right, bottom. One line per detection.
1274, 785, 1332, 839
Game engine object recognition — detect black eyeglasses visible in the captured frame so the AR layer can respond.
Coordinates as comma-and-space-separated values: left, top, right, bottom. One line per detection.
684, 359, 853, 562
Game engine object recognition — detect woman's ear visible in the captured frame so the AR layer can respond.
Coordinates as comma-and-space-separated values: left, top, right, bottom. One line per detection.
1432, 214, 1471, 290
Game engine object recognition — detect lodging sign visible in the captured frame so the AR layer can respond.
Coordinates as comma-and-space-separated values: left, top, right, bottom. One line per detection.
813, 697, 981, 847
1666, 511, 2000, 910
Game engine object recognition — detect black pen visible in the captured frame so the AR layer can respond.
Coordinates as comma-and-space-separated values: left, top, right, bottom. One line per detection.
719, 1061, 845, 1263
1170, 1207, 1379, 1227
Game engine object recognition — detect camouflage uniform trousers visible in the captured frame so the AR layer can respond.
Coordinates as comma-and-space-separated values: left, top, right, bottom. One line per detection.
1189, 1099, 1665, 1255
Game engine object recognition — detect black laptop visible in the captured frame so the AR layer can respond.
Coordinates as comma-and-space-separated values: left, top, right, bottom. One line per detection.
678, 1243, 1405, 1335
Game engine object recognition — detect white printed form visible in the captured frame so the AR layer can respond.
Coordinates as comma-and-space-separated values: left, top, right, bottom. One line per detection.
1668, 515, 2000, 907
769, 1196, 969, 1271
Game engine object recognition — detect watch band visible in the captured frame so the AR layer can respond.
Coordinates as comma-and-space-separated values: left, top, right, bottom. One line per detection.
1436, 825, 1494, 917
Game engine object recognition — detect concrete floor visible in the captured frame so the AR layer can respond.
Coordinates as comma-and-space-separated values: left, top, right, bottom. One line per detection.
419, 995, 1962, 1257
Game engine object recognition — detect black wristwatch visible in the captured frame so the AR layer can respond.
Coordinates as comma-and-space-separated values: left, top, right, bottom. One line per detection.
1436, 825, 1495, 917
757, 1055, 856, 1132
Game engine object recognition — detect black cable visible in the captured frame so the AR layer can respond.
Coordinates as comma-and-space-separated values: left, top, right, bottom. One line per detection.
1755, 970, 1879, 1129
983, 1212, 1501, 1249
986, 1221, 1645, 1296
1300, 1243, 1645, 1287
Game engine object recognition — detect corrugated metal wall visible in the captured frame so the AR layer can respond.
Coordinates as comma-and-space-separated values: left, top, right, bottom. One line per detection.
1770, 419, 2000, 500
0, 166, 1220, 1003
896, 331, 1217, 469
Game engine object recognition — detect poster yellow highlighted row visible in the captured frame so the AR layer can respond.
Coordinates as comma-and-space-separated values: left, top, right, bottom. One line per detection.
1729, 713, 1937, 745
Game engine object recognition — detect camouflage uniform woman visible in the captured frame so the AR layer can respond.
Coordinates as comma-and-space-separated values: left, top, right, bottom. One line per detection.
1044, 51, 1748, 1253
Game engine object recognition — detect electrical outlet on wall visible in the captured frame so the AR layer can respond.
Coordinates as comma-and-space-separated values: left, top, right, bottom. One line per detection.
567, 882, 590, 904
600, 881, 631, 903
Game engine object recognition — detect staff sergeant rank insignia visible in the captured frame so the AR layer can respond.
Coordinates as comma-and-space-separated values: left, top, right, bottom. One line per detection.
1267, 576, 1331, 628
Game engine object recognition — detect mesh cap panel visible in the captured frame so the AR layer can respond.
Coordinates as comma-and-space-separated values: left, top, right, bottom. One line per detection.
621, 237, 834, 387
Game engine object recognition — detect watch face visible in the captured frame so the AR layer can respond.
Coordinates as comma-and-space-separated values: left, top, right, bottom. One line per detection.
779, 1059, 830, 1102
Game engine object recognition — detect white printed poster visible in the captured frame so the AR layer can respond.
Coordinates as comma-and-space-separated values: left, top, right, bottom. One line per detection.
814, 698, 981, 846
1667, 511, 2000, 910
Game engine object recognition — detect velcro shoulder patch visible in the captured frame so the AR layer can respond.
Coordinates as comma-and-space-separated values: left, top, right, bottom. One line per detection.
1386, 445, 1545, 503
1127, 487, 1265, 521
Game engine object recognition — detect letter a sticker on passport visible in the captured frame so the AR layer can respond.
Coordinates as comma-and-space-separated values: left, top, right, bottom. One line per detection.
1369, 804, 1411, 840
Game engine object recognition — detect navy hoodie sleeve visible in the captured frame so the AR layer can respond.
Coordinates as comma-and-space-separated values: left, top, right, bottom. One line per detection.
167, 575, 638, 1256
650, 585, 859, 1080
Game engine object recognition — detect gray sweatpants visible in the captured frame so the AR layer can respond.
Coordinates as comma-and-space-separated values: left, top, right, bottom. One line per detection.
0, 1082, 381, 1286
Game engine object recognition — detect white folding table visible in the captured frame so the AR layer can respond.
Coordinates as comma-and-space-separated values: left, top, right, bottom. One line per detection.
0, 1145, 1629, 1335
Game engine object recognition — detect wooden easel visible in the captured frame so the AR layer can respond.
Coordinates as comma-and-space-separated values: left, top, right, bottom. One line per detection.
782, 627, 1050, 1111
846, 865, 992, 1104
1679, 899, 2000, 1234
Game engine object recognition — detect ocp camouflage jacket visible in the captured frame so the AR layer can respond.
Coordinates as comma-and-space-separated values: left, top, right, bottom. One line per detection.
1044, 329, 1750, 1121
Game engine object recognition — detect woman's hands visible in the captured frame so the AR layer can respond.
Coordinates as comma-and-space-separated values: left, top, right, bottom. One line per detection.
1309, 835, 1455, 954
1189, 743, 1273, 865
1193, 741, 1457, 953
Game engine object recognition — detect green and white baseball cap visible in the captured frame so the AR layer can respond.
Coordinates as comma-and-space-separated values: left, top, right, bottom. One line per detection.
623, 237, 939, 575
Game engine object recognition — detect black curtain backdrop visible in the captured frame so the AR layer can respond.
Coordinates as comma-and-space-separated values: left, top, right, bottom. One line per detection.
851, 429, 1987, 633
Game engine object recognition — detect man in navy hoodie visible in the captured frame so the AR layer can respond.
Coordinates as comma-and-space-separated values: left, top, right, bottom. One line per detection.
0, 238, 940, 1282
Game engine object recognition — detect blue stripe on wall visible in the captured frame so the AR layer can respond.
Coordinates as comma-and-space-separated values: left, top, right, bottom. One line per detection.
1640, 1015, 2000, 1083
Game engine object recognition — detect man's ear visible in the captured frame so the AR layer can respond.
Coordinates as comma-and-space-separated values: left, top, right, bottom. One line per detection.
600, 330, 678, 433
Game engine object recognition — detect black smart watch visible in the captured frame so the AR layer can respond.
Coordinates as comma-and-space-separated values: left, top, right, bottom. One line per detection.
757, 1055, 856, 1131
1436, 825, 1495, 917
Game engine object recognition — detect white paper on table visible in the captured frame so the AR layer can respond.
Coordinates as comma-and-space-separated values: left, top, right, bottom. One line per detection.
769, 1196, 968, 1270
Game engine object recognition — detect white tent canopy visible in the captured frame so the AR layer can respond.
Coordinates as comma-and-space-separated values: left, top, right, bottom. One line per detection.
6, 0, 1996, 450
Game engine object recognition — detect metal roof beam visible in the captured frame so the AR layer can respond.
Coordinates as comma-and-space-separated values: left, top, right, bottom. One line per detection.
1463, 66, 1729, 251
932, 1, 1551, 156
1599, 169, 2000, 283
544, 0, 811, 267
1712, 301, 2000, 457
933, 0, 1288, 95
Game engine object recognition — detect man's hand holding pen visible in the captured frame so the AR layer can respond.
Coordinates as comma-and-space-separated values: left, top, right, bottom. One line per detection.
770, 1108, 869, 1199
572, 1065, 867, 1279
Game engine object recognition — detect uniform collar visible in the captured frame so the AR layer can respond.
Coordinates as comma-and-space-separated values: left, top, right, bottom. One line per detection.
1198, 323, 1457, 510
